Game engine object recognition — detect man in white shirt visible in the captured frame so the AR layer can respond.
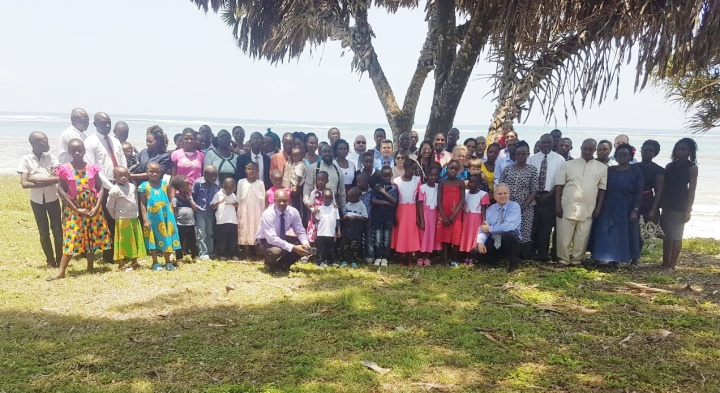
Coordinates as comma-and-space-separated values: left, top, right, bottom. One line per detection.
527, 134, 565, 262
347, 135, 367, 168
84, 112, 127, 189
494, 138, 519, 183
554, 139, 608, 266
84, 112, 127, 264
58, 108, 90, 164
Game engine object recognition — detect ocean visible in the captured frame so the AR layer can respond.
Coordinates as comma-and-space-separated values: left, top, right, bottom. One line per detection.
2, 112, 718, 239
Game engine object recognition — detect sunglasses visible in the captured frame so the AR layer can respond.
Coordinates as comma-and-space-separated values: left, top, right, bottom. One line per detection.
355, 141, 366, 144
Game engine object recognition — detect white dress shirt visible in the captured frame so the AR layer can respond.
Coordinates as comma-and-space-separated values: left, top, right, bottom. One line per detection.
58, 125, 87, 164
17, 152, 59, 204
251, 152, 264, 179
347, 150, 364, 168
494, 155, 515, 185
527, 151, 565, 192
84, 132, 128, 189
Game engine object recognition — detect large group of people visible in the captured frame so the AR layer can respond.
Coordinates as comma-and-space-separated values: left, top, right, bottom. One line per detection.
18, 108, 699, 279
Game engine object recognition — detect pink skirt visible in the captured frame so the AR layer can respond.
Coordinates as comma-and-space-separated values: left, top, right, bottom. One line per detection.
419, 206, 440, 252
391, 204, 420, 253
460, 211, 483, 252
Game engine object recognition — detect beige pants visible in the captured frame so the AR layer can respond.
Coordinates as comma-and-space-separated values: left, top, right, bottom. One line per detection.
556, 217, 593, 264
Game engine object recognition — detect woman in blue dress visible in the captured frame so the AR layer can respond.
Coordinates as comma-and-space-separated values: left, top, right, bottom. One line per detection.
591, 143, 643, 266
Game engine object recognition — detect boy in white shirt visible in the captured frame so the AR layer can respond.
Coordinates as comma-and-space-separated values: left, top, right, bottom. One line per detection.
210, 178, 239, 260
314, 188, 340, 267
340, 187, 368, 267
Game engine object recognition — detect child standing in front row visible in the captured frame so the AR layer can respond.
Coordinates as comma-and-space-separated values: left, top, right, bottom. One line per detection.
211, 177, 239, 260
192, 164, 220, 260
237, 162, 265, 258
371, 166, 398, 266
340, 186, 368, 267
355, 172, 374, 264
314, 189, 340, 268
468, 157, 491, 196
391, 158, 421, 266
305, 171, 331, 246
139, 161, 181, 271
417, 166, 441, 266
460, 174, 490, 265
107, 166, 146, 270
47, 139, 111, 281
171, 175, 199, 262
266, 168, 290, 207
437, 160, 465, 266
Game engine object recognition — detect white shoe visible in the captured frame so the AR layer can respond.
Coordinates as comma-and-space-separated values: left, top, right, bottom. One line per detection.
200, 255, 210, 261
365, 258, 373, 264
373, 259, 382, 266
380, 259, 388, 266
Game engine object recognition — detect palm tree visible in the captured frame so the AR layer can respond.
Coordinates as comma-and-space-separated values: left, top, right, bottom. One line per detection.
190, 0, 720, 142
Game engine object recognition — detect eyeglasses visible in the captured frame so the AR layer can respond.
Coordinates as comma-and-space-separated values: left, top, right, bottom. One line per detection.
355, 141, 366, 144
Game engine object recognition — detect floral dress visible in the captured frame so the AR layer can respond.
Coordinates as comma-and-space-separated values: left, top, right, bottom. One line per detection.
500, 164, 539, 243
58, 163, 111, 255
138, 180, 181, 253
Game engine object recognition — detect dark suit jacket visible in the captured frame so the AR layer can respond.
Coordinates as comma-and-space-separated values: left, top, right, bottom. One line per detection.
236, 151, 271, 190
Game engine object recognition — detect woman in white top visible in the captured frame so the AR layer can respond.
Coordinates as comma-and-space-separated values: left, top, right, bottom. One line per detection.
332, 139, 356, 193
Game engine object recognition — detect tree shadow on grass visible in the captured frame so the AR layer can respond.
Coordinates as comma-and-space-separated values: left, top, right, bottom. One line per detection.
2, 258, 720, 392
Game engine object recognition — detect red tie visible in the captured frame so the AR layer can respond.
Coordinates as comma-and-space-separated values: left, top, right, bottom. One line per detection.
435, 153, 442, 163
104, 135, 119, 167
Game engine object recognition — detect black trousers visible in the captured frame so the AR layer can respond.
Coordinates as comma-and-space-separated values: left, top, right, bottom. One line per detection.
470, 231, 520, 270
533, 193, 555, 261
176, 225, 198, 259
101, 192, 115, 263
256, 237, 301, 273
315, 236, 336, 264
30, 200, 63, 266
215, 223, 238, 258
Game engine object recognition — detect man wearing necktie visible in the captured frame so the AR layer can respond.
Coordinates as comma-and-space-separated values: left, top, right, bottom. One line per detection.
255, 189, 311, 274
473, 184, 522, 272
236, 132, 271, 189
84, 112, 127, 263
432, 133, 453, 167
372, 140, 395, 170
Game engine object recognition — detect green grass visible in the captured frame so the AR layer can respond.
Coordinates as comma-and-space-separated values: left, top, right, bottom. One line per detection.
1, 174, 720, 392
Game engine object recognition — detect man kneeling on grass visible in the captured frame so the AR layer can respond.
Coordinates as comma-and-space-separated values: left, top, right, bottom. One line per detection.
255, 189, 312, 274
472, 183, 522, 272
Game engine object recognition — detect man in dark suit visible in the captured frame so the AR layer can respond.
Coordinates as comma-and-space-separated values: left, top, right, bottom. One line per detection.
236, 132, 271, 189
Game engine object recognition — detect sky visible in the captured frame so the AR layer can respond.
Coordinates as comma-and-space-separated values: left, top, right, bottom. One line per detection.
0, 0, 689, 130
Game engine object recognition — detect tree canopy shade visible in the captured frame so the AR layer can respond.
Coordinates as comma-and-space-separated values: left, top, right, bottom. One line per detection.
191, 0, 720, 141
656, 57, 720, 133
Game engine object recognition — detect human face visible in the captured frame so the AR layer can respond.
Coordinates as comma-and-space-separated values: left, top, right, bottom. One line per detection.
614, 135, 629, 149
73, 112, 90, 132
320, 145, 334, 163
380, 142, 393, 157
263, 136, 275, 154
336, 142, 349, 159
196, 134, 206, 150
204, 168, 218, 184
274, 192, 289, 211
222, 178, 235, 194
447, 129, 459, 147
347, 190, 360, 203
374, 130, 385, 148
506, 139, 519, 155
114, 124, 129, 142
94, 114, 112, 135
560, 139, 573, 157
362, 155, 374, 170
30, 134, 50, 153
467, 176, 480, 192
316, 175, 329, 190
147, 163, 162, 182
486, 146, 500, 163
113, 167, 129, 186
410, 131, 419, 147
640, 144, 656, 162
271, 172, 283, 188
468, 165, 482, 176
673, 142, 690, 161
322, 191, 334, 206
464, 140, 476, 157
217, 132, 232, 149
433, 134, 446, 153
580, 141, 597, 161
395, 153, 407, 168
399, 133, 410, 150
354, 136, 367, 153
68, 142, 85, 163
505, 131, 517, 142
328, 128, 341, 144
380, 169, 392, 184
306, 136, 318, 154
515, 146, 530, 165
245, 165, 258, 180
356, 175, 369, 190
282, 134, 294, 154
538, 136, 553, 154
596, 143, 611, 160
494, 186, 510, 205
550, 131, 562, 150
180, 178, 192, 194
476, 137, 486, 152
615, 147, 632, 166
426, 169, 439, 186
419, 142, 432, 159
122, 144, 134, 159
233, 127, 245, 143
452, 150, 467, 166
146, 134, 159, 152
249, 133, 263, 152
445, 162, 460, 179
182, 133, 197, 152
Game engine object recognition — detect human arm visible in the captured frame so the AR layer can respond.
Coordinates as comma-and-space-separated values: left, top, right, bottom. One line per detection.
449, 182, 465, 221
416, 199, 424, 230
21, 172, 59, 188
89, 174, 105, 217
209, 192, 223, 210
139, 189, 150, 230
302, 166, 314, 207
630, 167, 644, 221
648, 172, 664, 222
593, 189, 606, 219
488, 203, 522, 234
685, 165, 699, 222
106, 188, 118, 220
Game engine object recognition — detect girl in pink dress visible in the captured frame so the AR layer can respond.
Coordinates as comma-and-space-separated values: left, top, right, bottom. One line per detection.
390, 159, 421, 266
417, 166, 441, 266
436, 160, 465, 266
305, 171, 332, 244
460, 174, 490, 264
266, 169, 291, 207
171, 129, 205, 187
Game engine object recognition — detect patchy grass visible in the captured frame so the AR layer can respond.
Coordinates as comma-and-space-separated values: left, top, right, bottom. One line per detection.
1, 175, 719, 392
